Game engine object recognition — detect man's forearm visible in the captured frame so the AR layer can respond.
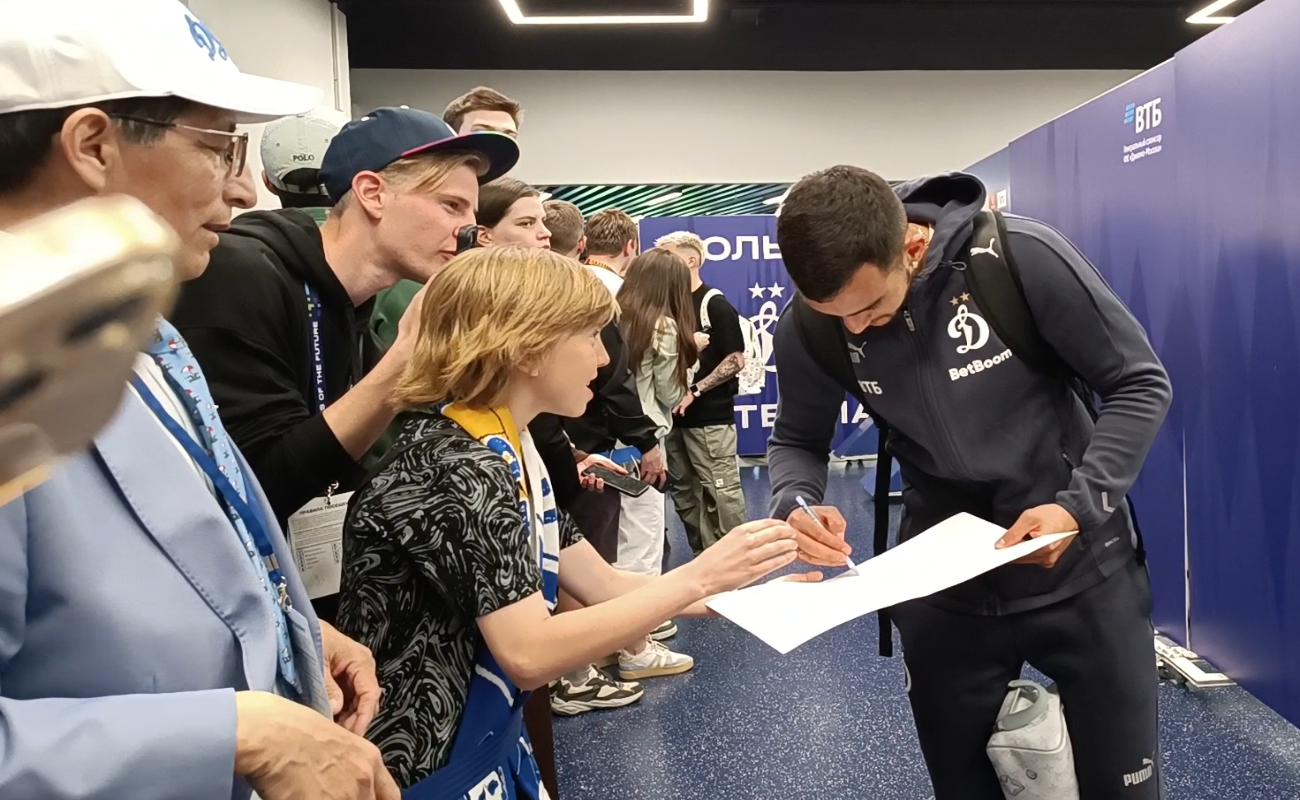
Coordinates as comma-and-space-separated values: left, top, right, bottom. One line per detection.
1056, 372, 1171, 532
767, 442, 831, 522
320, 353, 404, 460
695, 352, 744, 394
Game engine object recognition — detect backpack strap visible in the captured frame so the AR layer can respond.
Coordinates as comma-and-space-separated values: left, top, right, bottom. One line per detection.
699, 287, 723, 331
961, 210, 1061, 377
871, 445, 895, 657
787, 295, 897, 657
966, 212, 1096, 417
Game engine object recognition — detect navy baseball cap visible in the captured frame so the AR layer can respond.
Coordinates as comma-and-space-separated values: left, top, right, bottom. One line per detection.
319, 106, 520, 202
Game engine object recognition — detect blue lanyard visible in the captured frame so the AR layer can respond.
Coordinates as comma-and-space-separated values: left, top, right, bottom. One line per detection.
305, 284, 327, 415
129, 375, 293, 612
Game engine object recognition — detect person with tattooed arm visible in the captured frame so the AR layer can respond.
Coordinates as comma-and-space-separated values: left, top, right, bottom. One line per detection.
656, 231, 748, 556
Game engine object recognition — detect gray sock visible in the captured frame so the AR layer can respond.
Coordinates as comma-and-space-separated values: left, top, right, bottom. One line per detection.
564, 665, 593, 685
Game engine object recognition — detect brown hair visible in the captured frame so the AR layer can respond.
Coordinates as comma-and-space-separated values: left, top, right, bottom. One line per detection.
394, 247, 617, 410
477, 177, 539, 229
443, 86, 523, 132
778, 165, 908, 301
617, 248, 699, 389
584, 209, 639, 258
543, 200, 585, 256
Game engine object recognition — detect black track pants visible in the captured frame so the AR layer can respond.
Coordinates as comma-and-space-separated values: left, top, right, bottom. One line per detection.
890, 559, 1163, 799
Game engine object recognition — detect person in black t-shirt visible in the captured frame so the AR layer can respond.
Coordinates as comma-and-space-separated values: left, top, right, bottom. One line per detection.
656, 232, 748, 554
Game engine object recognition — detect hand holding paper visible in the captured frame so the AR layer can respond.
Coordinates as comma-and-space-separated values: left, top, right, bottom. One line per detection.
706, 512, 1077, 654
996, 503, 1080, 568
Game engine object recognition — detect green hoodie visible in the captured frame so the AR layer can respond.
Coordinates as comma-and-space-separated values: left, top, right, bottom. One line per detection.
370, 279, 421, 349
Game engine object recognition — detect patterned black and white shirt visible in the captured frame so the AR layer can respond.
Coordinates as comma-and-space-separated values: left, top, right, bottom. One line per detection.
336, 410, 583, 788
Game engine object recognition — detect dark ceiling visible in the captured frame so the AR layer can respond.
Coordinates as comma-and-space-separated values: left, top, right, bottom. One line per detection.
341, 0, 1267, 72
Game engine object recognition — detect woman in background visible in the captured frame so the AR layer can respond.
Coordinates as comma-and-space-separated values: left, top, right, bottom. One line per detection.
476, 177, 552, 249
614, 248, 700, 575
337, 247, 810, 796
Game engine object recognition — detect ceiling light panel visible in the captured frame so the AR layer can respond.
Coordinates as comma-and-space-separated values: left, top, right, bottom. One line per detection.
1187, 0, 1243, 24
499, 0, 708, 26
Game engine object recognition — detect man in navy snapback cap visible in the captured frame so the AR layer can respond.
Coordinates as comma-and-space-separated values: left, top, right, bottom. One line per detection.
320, 106, 517, 201
172, 106, 519, 624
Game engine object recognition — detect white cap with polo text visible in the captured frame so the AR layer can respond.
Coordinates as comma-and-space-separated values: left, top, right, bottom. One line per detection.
261, 107, 351, 193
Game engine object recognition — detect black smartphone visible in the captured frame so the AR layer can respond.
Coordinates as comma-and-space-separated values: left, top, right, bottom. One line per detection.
455, 224, 480, 254
583, 464, 651, 497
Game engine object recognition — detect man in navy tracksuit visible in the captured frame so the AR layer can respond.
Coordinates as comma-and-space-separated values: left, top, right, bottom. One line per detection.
770, 167, 1170, 798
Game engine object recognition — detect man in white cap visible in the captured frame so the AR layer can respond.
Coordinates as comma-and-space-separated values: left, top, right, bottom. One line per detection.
0, 2, 398, 799
259, 106, 351, 223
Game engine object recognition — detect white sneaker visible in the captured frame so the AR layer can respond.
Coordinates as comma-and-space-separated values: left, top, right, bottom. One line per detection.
650, 620, 678, 641
550, 665, 644, 716
618, 638, 694, 680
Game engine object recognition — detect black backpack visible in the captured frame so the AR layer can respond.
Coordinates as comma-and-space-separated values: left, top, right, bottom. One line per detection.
787, 209, 1143, 657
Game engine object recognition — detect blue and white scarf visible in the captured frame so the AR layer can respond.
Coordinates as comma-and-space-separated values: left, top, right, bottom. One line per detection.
440, 403, 561, 609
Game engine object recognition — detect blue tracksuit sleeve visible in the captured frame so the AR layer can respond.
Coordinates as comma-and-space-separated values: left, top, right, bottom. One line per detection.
1008, 219, 1173, 533
767, 308, 847, 521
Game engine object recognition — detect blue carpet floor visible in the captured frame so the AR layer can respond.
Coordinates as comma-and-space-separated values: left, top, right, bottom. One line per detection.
553, 463, 1300, 799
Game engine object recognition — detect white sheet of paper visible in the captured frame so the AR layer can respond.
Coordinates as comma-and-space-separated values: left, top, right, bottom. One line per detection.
705, 513, 1075, 654
287, 491, 353, 600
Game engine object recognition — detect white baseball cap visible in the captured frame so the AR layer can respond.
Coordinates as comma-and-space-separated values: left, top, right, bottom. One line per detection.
0, 0, 322, 123
261, 107, 351, 194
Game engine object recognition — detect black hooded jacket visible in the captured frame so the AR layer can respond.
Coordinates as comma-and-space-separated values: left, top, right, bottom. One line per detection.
171, 210, 378, 525
562, 323, 660, 457
768, 173, 1172, 615
173, 209, 585, 523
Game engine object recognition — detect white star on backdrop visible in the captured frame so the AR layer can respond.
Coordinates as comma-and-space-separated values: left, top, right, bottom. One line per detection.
769, 284, 785, 298
750, 284, 767, 298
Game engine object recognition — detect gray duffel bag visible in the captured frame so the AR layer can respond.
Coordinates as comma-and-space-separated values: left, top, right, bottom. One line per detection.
987, 680, 1080, 799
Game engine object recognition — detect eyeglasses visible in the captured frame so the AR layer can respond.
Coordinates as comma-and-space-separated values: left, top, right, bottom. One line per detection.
109, 114, 249, 178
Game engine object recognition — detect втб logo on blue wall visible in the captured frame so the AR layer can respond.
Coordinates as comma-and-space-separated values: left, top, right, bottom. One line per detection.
1125, 98, 1163, 133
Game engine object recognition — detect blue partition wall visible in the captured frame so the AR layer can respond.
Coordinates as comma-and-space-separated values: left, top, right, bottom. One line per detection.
1004, 0, 1300, 725
1006, 62, 1188, 647
1172, 0, 1300, 725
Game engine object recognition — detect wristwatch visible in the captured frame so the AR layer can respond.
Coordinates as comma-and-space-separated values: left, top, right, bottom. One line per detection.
689, 383, 701, 397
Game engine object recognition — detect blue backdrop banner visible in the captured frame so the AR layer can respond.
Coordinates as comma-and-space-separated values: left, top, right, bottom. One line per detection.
637, 216, 877, 457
